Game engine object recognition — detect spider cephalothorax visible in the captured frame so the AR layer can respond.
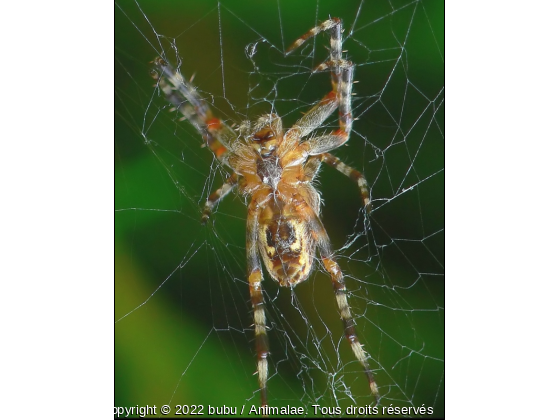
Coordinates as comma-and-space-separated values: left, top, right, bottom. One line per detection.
151, 17, 379, 407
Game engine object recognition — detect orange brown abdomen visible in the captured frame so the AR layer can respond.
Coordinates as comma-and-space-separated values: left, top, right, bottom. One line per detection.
258, 200, 314, 287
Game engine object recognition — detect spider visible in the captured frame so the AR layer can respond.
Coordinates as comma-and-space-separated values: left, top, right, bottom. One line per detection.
151, 18, 379, 407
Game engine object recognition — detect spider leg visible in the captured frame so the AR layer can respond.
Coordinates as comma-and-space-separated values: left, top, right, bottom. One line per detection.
296, 61, 353, 152
286, 18, 348, 100
291, 193, 379, 402
321, 254, 379, 402
151, 58, 237, 163
303, 153, 370, 209
286, 18, 342, 55
246, 196, 270, 407
201, 173, 239, 224
280, 91, 338, 158
303, 155, 323, 181
322, 153, 370, 209
283, 19, 355, 155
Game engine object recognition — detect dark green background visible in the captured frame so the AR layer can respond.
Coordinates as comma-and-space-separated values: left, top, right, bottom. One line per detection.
116, 0, 444, 416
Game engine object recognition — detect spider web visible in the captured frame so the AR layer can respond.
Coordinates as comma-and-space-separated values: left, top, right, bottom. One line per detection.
115, 0, 444, 416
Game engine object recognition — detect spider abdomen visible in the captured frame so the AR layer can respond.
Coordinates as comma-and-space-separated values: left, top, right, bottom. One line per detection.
258, 201, 314, 287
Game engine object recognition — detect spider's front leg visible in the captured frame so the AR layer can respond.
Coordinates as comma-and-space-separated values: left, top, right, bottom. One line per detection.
285, 18, 355, 149
246, 196, 270, 407
151, 58, 236, 163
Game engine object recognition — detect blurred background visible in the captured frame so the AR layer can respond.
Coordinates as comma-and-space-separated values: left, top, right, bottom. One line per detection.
115, 0, 444, 416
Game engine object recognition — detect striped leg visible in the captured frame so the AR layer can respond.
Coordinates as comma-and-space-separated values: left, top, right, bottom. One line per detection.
308, 18, 355, 139
285, 18, 342, 55
302, 154, 370, 209
285, 17, 347, 90
201, 173, 239, 224
295, 61, 353, 153
246, 198, 269, 406
320, 153, 370, 209
322, 254, 379, 402
291, 194, 379, 402
151, 58, 235, 162
285, 19, 355, 153
334, 61, 354, 140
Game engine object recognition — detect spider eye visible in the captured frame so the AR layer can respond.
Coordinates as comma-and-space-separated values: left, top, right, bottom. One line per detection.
251, 128, 278, 157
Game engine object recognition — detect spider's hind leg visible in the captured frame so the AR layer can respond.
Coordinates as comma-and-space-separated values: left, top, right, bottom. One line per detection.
293, 193, 380, 402
321, 253, 380, 403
